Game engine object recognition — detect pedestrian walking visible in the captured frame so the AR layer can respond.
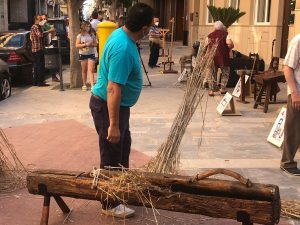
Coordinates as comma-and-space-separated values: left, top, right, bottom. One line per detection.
90, 11, 100, 32
75, 21, 98, 91
280, 34, 300, 176
90, 27, 99, 81
89, 3, 154, 218
30, 15, 54, 86
98, 12, 105, 23
148, 17, 161, 68
207, 21, 234, 96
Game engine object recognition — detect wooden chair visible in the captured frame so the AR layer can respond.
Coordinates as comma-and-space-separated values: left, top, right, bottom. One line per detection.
253, 71, 285, 113
253, 56, 280, 101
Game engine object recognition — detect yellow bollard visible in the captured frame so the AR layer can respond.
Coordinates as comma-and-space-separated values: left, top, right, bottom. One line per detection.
97, 21, 118, 63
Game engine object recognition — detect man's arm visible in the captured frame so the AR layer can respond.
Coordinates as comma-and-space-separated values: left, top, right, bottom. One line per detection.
33, 26, 43, 38
226, 38, 234, 49
284, 65, 300, 110
107, 81, 122, 143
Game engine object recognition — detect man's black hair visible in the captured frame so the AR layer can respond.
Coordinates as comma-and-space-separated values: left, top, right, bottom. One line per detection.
91, 11, 98, 19
125, 3, 154, 32
33, 15, 40, 22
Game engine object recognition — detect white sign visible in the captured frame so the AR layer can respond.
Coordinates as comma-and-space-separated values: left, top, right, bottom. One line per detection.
267, 107, 287, 147
232, 75, 250, 98
217, 92, 233, 115
178, 68, 188, 82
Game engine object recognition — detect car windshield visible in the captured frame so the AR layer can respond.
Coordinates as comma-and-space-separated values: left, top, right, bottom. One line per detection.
0, 33, 24, 48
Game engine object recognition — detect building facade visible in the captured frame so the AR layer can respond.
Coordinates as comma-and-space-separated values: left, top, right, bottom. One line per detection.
141, 0, 298, 62
0, 0, 8, 32
189, 0, 295, 63
140, 0, 189, 44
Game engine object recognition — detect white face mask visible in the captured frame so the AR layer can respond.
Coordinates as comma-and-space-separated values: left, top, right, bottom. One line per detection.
39, 20, 46, 26
154, 22, 159, 26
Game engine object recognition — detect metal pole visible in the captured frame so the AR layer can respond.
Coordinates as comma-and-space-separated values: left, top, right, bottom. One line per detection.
58, 36, 64, 91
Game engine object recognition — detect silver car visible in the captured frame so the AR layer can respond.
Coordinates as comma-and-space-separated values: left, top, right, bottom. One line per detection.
0, 58, 11, 100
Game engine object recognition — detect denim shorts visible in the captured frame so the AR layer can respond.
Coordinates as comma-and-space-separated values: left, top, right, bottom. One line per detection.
79, 54, 96, 62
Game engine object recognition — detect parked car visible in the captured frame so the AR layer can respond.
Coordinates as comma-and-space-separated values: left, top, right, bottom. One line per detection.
47, 17, 70, 58
0, 31, 34, 84
0, 59, 11, 100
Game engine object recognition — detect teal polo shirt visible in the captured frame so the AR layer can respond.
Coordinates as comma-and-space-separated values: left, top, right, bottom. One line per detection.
92, 28, 142, 107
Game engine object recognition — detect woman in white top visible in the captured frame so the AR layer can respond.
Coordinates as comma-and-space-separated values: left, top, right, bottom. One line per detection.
75, 21, 98, 91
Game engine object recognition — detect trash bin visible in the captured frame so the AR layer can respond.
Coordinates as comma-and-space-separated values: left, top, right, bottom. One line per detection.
97, 21, 117, 61
44, 47, 59, 71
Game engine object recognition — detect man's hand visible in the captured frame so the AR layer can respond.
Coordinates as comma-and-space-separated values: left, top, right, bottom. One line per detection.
107, 125, 121, 143
291, 92, 300, 111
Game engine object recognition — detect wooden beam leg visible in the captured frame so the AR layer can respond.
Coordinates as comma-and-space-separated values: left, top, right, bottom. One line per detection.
264, 84, 271, 113
254, 82, 257, 100
40, 194, 51, 225
53, 196, 71, 214
254, 84, 265, 109
237, 211, 253, 225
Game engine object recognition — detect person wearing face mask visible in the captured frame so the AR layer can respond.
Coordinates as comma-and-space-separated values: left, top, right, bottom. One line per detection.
98, 12, 105, 23
30, 15, 53, 86
148, 17, 161, 68
90, 3, 154, 218
76, 21, 98, 91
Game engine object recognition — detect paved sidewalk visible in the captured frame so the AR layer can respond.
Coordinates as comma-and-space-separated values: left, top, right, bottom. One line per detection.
0, 44, 299, 224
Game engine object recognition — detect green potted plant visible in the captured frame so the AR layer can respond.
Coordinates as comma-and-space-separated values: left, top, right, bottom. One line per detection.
207, 6, 246, 28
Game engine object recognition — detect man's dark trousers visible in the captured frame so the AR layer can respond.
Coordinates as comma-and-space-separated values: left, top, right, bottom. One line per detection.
33, 50, 45, 85
148, 41, 160, 67
281, 95, 300, 169
89, 95, 131, 169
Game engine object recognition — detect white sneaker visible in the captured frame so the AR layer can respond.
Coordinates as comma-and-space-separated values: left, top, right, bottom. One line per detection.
101, 204, 135, 218
82, 85, 87, 91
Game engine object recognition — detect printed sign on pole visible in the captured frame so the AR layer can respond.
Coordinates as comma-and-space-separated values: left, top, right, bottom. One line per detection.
232, 75, 250, 98
267, 107, 287, 147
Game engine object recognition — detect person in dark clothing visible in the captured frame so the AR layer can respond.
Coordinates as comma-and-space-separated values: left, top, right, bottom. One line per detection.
90, 3, 154, 218
207, 21, 234, 96
30, 15, 54, 86
148, 17, 161, 68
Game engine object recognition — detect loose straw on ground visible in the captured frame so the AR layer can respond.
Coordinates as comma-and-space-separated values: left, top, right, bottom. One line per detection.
147, 41, 218, 174
281, 200, 300, 219
0, 128, 26, 193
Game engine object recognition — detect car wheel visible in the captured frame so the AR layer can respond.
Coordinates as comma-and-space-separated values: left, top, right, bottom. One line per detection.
0, 75, 11, 100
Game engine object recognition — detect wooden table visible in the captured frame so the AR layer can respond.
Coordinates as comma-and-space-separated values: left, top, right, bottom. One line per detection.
253, 71, 286, 113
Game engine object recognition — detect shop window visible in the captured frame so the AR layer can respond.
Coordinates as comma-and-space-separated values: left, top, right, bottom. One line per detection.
229, 0, 240, 9
207, 0, 215, 24
289, 0, 296, 25
255, 0, 271, 24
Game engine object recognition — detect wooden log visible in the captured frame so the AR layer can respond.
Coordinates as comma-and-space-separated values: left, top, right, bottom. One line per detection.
27, 169, 281, 225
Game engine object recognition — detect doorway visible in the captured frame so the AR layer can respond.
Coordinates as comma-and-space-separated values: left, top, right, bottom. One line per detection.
280, 0, 291, 58
175, 0, 184, 41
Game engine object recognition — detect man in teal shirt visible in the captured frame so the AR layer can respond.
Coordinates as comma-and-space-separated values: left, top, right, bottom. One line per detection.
89, 3, 154, 218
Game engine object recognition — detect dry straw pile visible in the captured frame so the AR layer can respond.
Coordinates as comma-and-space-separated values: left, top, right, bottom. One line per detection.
0, 129, 26, 193
147, 41, 218, 174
